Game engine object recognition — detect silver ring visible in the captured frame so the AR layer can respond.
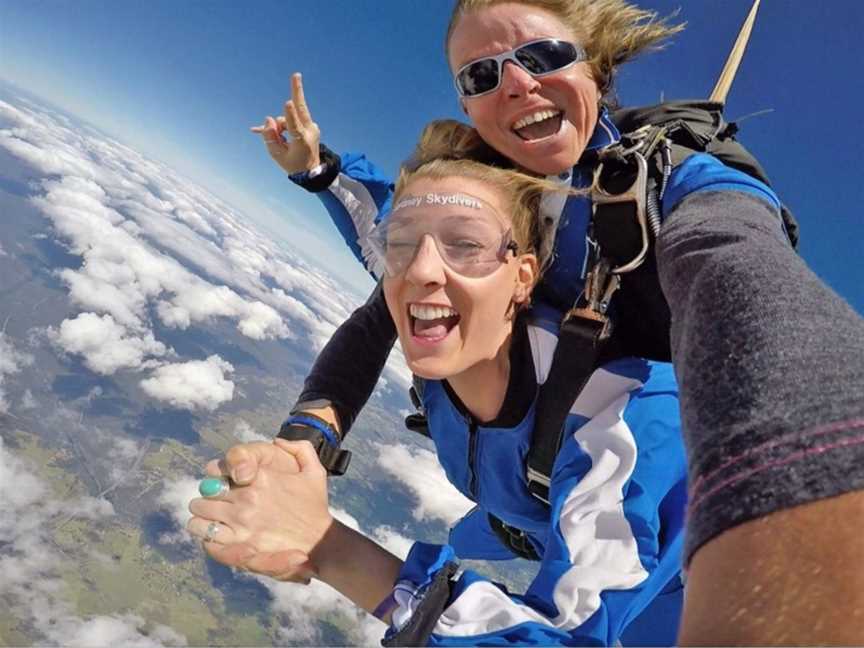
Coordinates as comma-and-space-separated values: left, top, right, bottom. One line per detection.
204, 521, 220, 543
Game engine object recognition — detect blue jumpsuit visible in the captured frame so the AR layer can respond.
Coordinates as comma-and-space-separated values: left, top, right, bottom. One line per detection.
291, 111, 782, 645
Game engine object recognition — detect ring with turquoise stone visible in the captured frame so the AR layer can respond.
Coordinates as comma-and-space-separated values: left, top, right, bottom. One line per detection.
198, 477, 230, 498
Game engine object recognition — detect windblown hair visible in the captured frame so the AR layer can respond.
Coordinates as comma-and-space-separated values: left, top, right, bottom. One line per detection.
395, 120, 573, 260
445, 0, 684, 108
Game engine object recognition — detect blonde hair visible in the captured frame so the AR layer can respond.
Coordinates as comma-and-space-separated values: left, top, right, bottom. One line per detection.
395, 120, 570, 258
446, 0, 684, 108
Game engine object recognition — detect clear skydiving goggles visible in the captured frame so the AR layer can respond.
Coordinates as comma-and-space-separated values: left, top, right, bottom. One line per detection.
367, 192, 519, 278
454, 38, 588, 98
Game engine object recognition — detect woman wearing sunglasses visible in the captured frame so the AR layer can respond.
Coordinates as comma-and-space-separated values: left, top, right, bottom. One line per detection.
190, 119, 687, 646
246, 0, 864, 643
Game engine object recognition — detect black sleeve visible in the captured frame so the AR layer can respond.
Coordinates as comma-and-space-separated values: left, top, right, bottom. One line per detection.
288, 143, 342, 193
292, 282, 397, 435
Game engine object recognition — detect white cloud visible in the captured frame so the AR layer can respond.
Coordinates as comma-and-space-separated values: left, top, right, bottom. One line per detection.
371, 525, 414, 560
140, 355, 235, 411
20, 388, 37, 410
0, 436, 185, 647
1, 92, 421, 642
158, 476, 201, 543
233, 420, 268, 443
59, 266, 149, 330
383, 344, 412, 396
104, 436, 150, 484
154, 283, 290, 341
0, 332, 34, 413
266, 577, 386, 646
51, 614, 187, 648
64, 496, 115, 519
259, 506, 388, 645
109, 437, 140, 461
52, 312, 167, 375
375, 442, 474, 525
0, 95, 375, 390
332, 507, 411, 559
2, 90, 417, 426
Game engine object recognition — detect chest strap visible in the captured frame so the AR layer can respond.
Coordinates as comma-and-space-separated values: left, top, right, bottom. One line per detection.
526, 141, 655, 505
526, 259, 619, 505
488, 513, 541, 561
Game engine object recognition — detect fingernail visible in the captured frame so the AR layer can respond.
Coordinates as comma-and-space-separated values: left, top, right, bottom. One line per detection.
233, 463, 253, 483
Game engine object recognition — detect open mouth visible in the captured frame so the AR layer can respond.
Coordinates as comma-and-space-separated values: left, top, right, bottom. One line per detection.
512, 109, 564, 141
409, 303, 460, 341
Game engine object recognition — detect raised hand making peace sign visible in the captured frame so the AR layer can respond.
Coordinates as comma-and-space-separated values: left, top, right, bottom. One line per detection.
251, 72, 321, 175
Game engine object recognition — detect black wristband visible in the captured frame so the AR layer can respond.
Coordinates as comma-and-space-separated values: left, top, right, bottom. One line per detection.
287, 143, 341, 193
276, 422, 352, 476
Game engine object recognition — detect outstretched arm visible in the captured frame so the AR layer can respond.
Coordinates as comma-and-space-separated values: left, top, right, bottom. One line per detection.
292, 282, 395, 433
251, 73, 398, 435
252, 72, 396, 277
656, 157, 864, 645
189, 440, 402, 617
191, 361, 685, 646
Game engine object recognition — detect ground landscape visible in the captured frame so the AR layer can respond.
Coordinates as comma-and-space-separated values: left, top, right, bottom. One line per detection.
0, 83, 535, 646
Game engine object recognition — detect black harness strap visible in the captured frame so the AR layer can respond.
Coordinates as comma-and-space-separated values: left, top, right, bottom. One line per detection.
524, 132, 657, 505
526, 259, 617, 504
525, 315, 609, 504
277, 421, 353, 476
488, 513, 542, 561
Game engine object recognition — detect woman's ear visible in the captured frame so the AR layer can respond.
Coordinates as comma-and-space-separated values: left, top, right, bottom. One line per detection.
513, 254, 539, 305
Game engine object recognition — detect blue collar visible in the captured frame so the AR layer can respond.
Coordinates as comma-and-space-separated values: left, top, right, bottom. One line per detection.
548, 110, 619, 183
584, 108, 620, 154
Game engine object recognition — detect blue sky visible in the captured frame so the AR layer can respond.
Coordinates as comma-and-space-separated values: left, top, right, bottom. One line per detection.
1, 0, 862, 312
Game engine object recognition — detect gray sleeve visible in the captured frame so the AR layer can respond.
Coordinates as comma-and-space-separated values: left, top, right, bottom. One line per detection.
656, 190, 864, 561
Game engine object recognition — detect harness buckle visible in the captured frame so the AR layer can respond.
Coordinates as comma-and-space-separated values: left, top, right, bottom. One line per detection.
564, 258, 618, 342
583, 257, 620, 316
591, 150, 651, 274
488, 513, 541, 561
525, 466, 552, 506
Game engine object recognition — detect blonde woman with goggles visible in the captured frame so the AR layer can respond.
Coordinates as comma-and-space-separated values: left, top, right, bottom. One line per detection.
220, 0, 864, 643
189, 120, 687, 645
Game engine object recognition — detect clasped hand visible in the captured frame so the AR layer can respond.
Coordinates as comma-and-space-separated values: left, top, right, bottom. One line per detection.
187, 439, 332, 583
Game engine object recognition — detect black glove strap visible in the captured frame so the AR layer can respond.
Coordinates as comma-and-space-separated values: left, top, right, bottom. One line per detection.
276, 422, 352, 476
287, 144, 341, 193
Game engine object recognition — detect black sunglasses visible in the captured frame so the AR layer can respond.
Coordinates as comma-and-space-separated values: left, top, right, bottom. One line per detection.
454, 39, 587, 98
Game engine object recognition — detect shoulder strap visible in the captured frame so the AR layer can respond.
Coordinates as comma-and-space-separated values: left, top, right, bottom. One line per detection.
525, 260, 619, 505
524, 108, 682, 505
404, 375, 431, 438
611, 100, 799, 248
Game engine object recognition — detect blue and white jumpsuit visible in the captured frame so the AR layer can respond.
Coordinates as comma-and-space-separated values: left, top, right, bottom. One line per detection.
290, 111, 783, 645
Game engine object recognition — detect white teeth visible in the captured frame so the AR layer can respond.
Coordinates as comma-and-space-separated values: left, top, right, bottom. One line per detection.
410, 304, 458, 320
512, 110, 561, 131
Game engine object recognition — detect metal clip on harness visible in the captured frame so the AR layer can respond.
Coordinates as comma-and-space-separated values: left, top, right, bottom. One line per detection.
564, 142, 658, 336
525, 143, 658, 507
591, 151, 651, 275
